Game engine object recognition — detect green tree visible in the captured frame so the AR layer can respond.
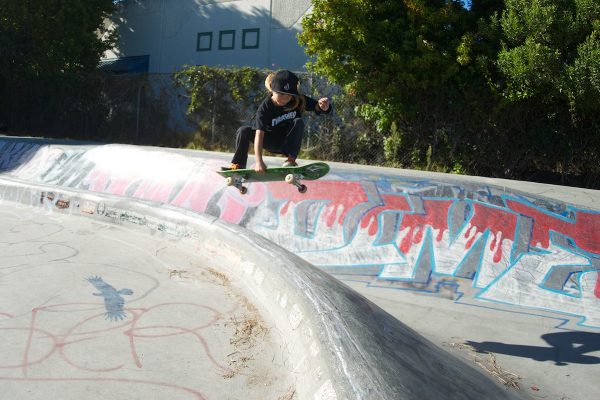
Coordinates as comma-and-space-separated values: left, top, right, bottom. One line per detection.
299, 0, 492, 171
300, 0, 600, 187
299, 0, 469, 126
496, 0, 600, 183
0, 0, 117, 132
0, 0, 116, 77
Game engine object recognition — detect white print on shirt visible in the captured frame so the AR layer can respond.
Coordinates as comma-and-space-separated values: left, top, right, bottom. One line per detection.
272, 111, 297, 127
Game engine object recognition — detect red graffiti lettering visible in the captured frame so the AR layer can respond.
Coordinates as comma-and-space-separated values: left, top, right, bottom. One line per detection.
361, 194, 411, 236
272, 181, 369, 227
507, 201, 600, 254
399, 200, 452, 254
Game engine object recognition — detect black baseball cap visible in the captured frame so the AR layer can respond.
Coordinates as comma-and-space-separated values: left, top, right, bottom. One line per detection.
271, 70, 299, 96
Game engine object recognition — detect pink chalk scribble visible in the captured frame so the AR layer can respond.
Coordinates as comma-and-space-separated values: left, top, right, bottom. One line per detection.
0, 300, 239, 399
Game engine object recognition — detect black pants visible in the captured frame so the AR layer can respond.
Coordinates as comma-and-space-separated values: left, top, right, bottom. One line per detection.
231, 118, 305, 168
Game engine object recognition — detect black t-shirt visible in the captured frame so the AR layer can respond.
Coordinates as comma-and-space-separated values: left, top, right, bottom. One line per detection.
252, 95, 329, 133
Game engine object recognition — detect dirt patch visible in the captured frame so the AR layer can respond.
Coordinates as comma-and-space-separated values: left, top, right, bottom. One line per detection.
230, 316, 267, 348
206, 267, 230, 286
195, 266, 283, 390
200, 269, 271, 382
278, 386, 297, 400
443, 340, 521, 389
223, 297, 269, 380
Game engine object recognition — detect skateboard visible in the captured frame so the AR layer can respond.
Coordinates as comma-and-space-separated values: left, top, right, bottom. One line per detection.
217, 162, 330, 194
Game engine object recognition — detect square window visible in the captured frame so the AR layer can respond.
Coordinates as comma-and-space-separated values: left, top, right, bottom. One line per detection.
197, 32, 212, 51
219, 30, 235, 50
242, 28, 260, 49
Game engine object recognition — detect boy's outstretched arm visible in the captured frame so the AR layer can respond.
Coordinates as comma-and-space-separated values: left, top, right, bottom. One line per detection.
254, 129, 267, 173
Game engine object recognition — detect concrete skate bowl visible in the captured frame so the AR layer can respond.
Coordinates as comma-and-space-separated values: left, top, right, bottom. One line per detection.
1, 137, 598, 330
0, 137, 532, 399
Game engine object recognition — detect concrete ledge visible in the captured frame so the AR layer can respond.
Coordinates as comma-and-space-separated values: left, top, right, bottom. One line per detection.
0, 177, 518, 399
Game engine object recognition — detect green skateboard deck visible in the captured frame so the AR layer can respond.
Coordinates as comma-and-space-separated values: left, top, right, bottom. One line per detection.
217, 162, 330, 194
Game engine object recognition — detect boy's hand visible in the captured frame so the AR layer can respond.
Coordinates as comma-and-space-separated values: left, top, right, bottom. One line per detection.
318, 97, 330, 112
254, 160, 267, 173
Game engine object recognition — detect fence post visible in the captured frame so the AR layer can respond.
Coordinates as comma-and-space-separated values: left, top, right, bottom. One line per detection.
211, 79, 217, 144
135, 78, 142, 142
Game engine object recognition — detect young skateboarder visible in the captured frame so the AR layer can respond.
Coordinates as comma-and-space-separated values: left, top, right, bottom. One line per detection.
224, 70, 331, 172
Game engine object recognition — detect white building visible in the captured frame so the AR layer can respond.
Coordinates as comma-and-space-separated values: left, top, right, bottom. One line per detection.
103, 0, 314, 73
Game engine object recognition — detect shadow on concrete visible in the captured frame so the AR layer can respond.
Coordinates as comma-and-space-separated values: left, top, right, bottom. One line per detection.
467, 331, 600, 366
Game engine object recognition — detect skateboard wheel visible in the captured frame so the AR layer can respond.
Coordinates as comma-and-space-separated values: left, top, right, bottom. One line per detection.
240, 186, 248, 195
285, 174, 295, 184
225, 177, 234, 186
298, 184, 307, 193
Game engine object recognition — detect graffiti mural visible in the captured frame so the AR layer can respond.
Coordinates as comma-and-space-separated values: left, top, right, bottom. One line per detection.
2, 140, 599, 328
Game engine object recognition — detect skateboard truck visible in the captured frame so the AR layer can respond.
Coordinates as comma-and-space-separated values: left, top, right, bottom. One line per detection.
285, 173, 307, 193
225, 175, 248, 194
